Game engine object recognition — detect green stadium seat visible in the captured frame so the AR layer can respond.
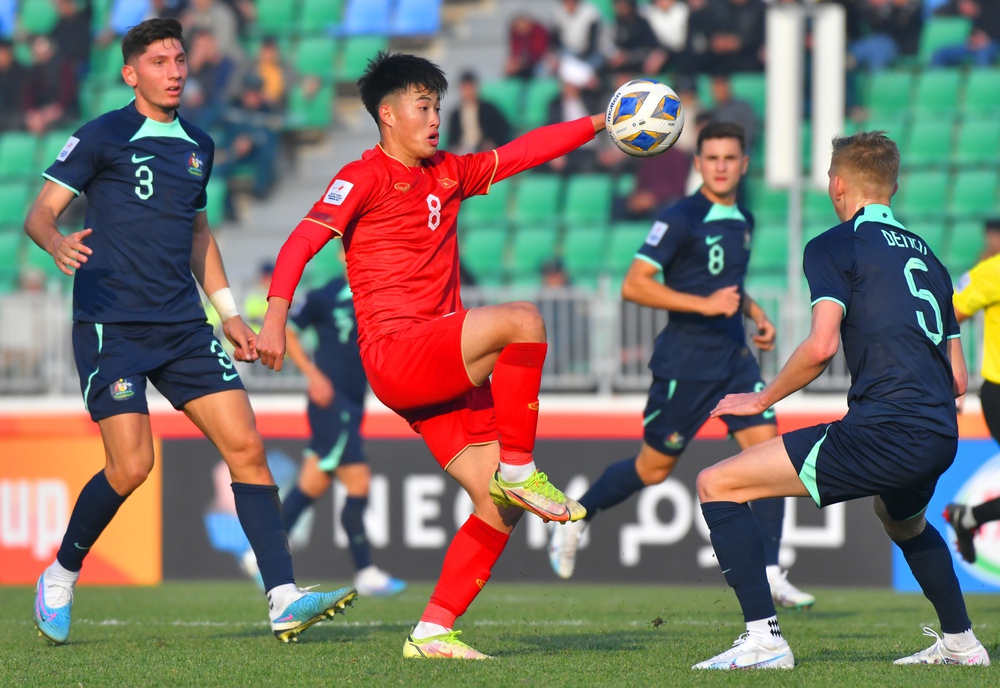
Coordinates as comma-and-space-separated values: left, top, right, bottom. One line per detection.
866, 70, 914, 117
0, 132, 40, 180
89, 44, 126, 87
897, 170, 949, 219
254, 0, 298, 35
511, 174, 563, 225
918, 17, 972, 64
591, 0, 615, 21
337, 36, 389, 82
901, 122, 952, 167
294, 37, 337, 79
522, 77, 560, 132
749, 226, 788, 273
906, 220, 947, 254
95, 86, 137, 116
803, 188, 834, 226
605, 222, 650, 273
303, 246, 346, 287
461, 226, 508, 282
0, 230, 23, 280
0, 181, 31, 227
460, 183, 511, 228
562, 225, 609, 277
287, 84, 334, 131
300, 0, 344, 34
912, 69, 962, 116
954, 118, 1000, 166
962, 69, 1000, 117
949, 169, 1000, 218
747, 179, 788, 223
862, 113, 909, 141
730, 72, 766, 121
615, 173, 636, 197
562, 174, 613, 226
945, 220, 984, 274
204, 177, 227, 227
18, 0, 59, 35
479, 79, 524, 132
508, 224, 558, 278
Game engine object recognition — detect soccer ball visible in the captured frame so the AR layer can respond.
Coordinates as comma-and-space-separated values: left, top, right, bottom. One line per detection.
606, 79, 684, 157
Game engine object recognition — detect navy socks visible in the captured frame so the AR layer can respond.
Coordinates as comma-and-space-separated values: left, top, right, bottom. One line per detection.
701, 501, 777, 622
56, 471, 126, 572
342, 496, 372, 571
578, 457, 646, 521
232, 482, 295, 591
281, 485, 314, 532
750, 497, 785, 567
897, 523, 971, 634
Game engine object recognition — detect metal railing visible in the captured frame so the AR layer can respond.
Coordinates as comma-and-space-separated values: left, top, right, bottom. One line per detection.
0, 281, 984, 396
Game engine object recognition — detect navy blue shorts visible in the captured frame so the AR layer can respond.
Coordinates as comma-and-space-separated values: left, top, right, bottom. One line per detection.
72, 320, 245, 422
307, 398, 365, 472
643, 348, 775, 455
783, 420, 957, 521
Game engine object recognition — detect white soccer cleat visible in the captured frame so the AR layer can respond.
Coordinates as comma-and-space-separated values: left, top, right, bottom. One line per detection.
548, 519, 586, 579
893, 627, 990, 666
767, 566, 815, 610
354, 565, 406, 597
692, 633, 795, 670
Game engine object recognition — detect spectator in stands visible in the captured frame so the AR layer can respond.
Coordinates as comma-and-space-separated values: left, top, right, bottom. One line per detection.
706, 0, 766, 74
22, 35, 79, 135
642, 0, 690, 72
545, 57, 603, 173
505, 13, 550, 80
682, 0, 717, 74
254, 36, 317, 114
606, 0, 666, 79
216, 73, 283, 201
182, 29, 238, 130
50, 0, 92, 76
708, 72, 757, 153
183, 0, 243, 64
447, 71, 513, 155
849, 0, 923, 71
931, 0, 1000, 67
611, 145, 693, 221
550, 0, 610, 71
0, 39, 25, 132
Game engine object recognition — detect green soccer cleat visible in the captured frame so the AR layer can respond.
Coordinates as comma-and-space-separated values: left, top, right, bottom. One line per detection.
403, 630, 493, 660
270, 586, 358, 643
489, 470, 586, 523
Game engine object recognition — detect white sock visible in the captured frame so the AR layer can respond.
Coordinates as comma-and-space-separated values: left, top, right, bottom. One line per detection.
944, 628, 979, 652
960, 506, 978, 530
266, 583, 302, 619
412, 621, 450, 640
43, 560, 79, 607
747, 616, 784, 646
765, 565, 781, 581
499, 460, 536, 483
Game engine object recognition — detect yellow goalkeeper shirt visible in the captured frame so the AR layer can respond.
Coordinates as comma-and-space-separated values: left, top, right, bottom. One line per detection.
953, 253, 1000, 384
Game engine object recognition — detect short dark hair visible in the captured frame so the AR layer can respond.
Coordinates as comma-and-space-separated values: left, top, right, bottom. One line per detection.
357, 51, 448, 123
697, 120, 745, 153
985, 218, 1000, 234
121, 17, 186, 64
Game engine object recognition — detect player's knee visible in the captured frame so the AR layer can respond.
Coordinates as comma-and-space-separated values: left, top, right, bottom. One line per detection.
696, 466, 722, 503
107, 460, 152, 494
873, 497, 926, 542
504, 301, 546, 343
638, 462, 672, 485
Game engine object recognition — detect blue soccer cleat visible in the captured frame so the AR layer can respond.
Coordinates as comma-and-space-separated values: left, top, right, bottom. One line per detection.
270, 586, 358, 643
34, 573, 73, 645
354, 566, 407, 598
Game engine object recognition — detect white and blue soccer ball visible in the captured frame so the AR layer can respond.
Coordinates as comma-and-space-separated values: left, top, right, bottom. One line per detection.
606, 79, 684, 157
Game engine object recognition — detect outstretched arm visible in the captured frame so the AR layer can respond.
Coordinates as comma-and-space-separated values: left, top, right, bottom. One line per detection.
492, 115, 604, 184
711, 300, 843, 417
24, 180, 91, 276
621, 257, 742, 317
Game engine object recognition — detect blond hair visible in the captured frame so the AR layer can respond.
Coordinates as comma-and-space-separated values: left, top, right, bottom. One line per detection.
830, 131, 900, 196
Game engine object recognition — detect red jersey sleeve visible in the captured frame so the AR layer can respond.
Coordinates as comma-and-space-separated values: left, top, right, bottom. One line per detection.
457, 116, 598, 198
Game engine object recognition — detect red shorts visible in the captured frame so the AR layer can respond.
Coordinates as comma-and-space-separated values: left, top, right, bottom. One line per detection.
362, 311, 498, 469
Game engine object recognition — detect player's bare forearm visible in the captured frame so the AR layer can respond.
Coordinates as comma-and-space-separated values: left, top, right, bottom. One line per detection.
493, 116, 601, 183
948, 337, 968, 398
189, 210, 231, 296
622, 259, 739, 316
25, 180, 89, 275
256, 297, 290, 370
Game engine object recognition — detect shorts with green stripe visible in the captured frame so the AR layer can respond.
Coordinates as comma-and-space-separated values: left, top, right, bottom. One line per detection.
782, 420, 957, 520
307, 398, 365, 472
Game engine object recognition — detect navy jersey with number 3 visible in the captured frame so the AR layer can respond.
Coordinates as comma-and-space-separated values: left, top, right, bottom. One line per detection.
803, 204, 960, 436
636, 192, 754, 380
43, 101, 214, 324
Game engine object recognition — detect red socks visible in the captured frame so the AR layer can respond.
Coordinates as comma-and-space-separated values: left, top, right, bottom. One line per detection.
421, 515, 510, 627
491, 342, 546, 465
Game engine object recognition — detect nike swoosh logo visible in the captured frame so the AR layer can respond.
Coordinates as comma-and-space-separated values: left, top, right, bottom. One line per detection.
223, 372, 239, 381
274, 613, 294, 623
74, 542, 90, 550
132, 154, 155, 163
705, 235, 723, 245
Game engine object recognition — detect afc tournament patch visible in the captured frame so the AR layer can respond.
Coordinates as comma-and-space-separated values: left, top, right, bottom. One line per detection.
645, 221, 668, 246
57, 136, 80, 162
324, 179, 354, 205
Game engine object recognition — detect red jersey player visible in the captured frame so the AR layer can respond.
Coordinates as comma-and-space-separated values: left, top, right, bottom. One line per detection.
256, 52, 604, 659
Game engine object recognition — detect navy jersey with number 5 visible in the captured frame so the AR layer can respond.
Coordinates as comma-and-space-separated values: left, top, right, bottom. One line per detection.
803, 204, 960, 436
289, 276, 367, 407
43, 101, 214, 324
636, 191, 754, 381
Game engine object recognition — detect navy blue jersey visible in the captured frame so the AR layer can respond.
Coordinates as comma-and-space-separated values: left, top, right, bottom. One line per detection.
289, 276, 367, 407
43, 101, 214, 324
636, 191, 754, 381
803, 204, 960, 436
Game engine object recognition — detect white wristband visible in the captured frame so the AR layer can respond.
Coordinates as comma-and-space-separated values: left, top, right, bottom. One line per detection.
209, 287, 239, 321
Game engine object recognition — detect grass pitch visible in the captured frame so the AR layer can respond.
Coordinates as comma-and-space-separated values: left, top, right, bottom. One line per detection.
1, 581, 996, 686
